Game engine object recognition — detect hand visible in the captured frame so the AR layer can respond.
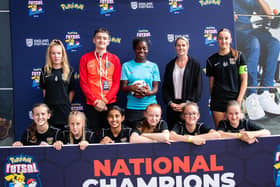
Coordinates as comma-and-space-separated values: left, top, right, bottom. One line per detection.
94, 100, 107, 112
170, 102, 179, 111
100, 136, 114, 144
191, 136, 206, 146
79, 140, 89, 150
240, 132, 258, 144
12, 141, 23, 147
40, 141, 49, 146
176, 103, 186, 112
53, 141, 63, 150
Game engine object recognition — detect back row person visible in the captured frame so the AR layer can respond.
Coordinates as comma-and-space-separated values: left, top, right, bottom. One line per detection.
79, 28, 121, 132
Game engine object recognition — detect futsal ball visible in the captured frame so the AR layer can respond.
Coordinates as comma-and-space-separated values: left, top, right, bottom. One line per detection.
131, 80, 147, 98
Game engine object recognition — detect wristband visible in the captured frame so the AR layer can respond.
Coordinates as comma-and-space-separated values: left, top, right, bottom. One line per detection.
187, 136, 192, 143
237, 133, 242, 139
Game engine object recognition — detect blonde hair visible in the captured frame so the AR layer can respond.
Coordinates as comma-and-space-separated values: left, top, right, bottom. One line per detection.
182, 101, 199, 114
68, 111, 86, 144
175, 36, 189, 46
44, 39, 70, 81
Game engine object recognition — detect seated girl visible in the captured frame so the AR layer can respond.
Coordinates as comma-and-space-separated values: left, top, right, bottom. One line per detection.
217, 100, 271, 144
99, 105, 132, 144
12, 103, 60, 146
53, 111, 95, 150
170, 102, 220, 145
130, 104, 169, 143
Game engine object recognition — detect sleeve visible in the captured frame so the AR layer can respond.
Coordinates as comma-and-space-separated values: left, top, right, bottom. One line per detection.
20, 130, 29, 145
198, 123, 211, 134
193, 61, 203, 102
238, 52, 247, 74
39, 67, 45, 89
79, 55, 97, 105
152, 64, 161, 82
68, 67, 75, 91
132, 127, 141, 135
95, 129, 104, 142
171, 123, 182, 135
159, 120, 169, 132
162, 62, 173, 104
246, 120, 264, 131
217, 120, 228, 131
105, 55, 121, 102
121, 63, 128, 81
206, 58, 214, 77
57, 130, 67, 144
86, 131, 96, 144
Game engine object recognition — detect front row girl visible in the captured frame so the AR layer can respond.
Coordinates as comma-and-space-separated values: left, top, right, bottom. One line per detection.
13, 103, 60, 146
130, 104, 169, 143
98, 105, 132, 144
53, 111, 95, 150
217, 100, 271, 144
170, 102, 220, 145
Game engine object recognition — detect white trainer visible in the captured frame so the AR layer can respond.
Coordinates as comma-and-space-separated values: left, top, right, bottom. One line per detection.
258, 90, 280, 115
245, 93, 265, 120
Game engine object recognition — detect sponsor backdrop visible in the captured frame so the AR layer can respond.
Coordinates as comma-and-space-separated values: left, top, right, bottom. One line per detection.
10, 0, 233, 140
1, 137, 280, 186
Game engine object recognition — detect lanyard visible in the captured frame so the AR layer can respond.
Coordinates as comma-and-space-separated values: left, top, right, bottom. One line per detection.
94, 51, 108, 79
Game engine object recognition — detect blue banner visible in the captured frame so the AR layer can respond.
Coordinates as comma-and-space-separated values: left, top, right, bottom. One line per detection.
10, 0, 233, 139
1, 137, 280, 186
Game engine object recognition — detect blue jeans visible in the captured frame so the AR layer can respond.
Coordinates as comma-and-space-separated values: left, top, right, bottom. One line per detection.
236, 28, 280, 94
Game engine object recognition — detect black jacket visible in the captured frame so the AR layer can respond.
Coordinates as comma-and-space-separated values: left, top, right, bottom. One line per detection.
162, 56, 202, 104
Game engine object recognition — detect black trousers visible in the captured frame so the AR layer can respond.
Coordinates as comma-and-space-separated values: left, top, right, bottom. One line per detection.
85, 103, 115, 133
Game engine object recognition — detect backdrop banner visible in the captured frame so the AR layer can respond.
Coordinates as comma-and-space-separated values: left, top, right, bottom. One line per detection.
1, 137, 280, 187
10, 0, 234, 140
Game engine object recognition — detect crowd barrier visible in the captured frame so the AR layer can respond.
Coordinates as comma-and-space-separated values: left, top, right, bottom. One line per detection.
1, 136, 280, 187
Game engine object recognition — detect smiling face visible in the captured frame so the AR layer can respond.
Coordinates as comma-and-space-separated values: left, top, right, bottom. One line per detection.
183, 105, 200, 127
144, 105, 161, 128
226, 105, 241, 128
69, 115, 85, 139
50, 45, 63, 67
175, 38, 189, 57
32, 105, 50, 128
217, 30, 232, 51
93, 32, 110, 51
135, 40, 149, 62
107, 109, 124, 129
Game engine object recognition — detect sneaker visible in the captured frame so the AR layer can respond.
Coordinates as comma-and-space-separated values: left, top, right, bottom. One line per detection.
245, 93, 265, 120
258, 90, 280, 115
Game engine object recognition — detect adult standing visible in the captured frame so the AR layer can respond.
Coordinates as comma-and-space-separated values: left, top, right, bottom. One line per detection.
79, 28, 121, 132
162, 37, 202, 130
206, 28, 248, 128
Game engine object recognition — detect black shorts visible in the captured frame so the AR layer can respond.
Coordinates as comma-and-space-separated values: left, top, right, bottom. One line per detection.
210, 96, 237, 112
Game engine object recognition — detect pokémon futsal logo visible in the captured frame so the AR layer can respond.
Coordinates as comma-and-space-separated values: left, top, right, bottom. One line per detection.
4, 155, 41, 187
27, 0, 44, 17
274, 145, 280, 186
31, 68, 41, 89
169, 0, 184, 14
204, 26, 217, 46
99, 0, 116, 16
65, 31, 81, 52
